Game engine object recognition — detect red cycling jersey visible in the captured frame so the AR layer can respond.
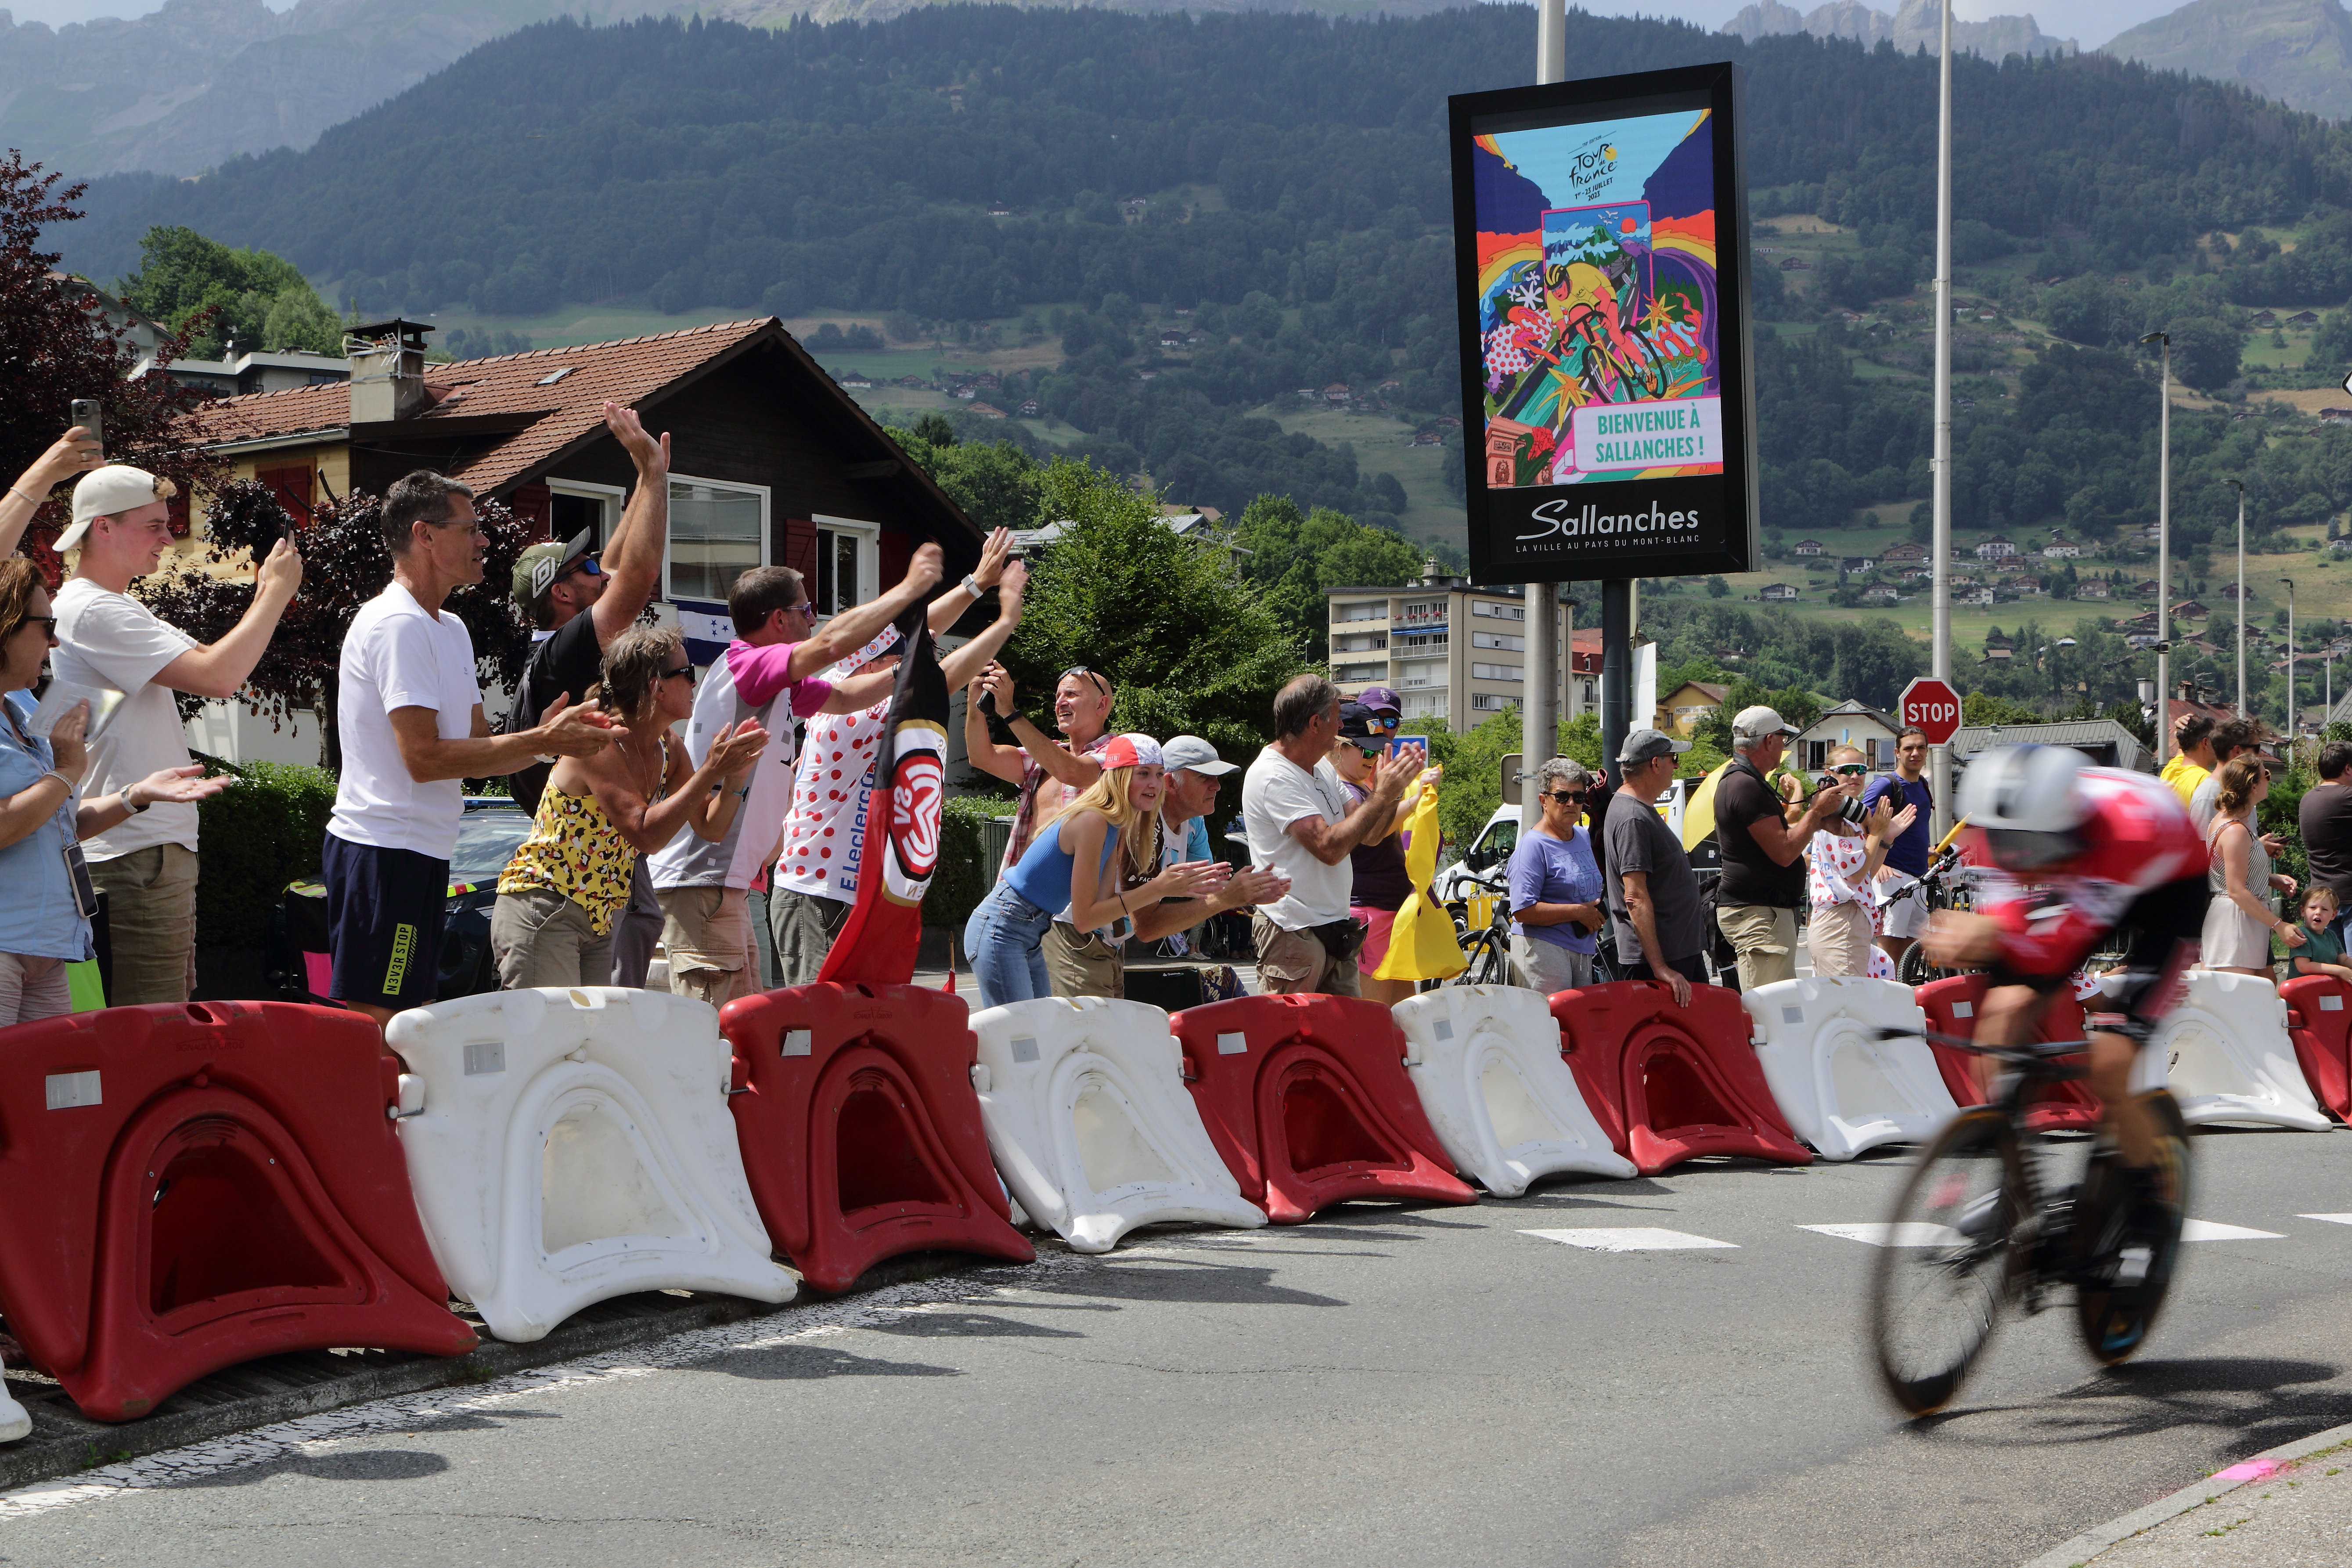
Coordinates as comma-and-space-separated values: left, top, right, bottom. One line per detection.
1959, 766, 2209, 980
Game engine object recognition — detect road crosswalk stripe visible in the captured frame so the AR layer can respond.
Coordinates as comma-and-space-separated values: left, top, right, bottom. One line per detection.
1798, 1223, 1962, 1247
2297, 1213, 2352, 1225
1521, 1228, 1738, 1252
2180, 1219, 2286, 1241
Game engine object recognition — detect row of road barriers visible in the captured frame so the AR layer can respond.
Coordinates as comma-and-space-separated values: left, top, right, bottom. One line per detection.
6, 965, 2350, 1440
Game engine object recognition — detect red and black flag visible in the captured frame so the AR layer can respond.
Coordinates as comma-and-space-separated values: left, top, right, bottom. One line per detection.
817, 599, 948, 986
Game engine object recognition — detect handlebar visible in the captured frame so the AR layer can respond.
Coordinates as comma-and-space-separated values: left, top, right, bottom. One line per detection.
1873, 1024, 2090, 1073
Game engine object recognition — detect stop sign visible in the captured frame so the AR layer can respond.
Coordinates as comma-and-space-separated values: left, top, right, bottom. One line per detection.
1899, 677, 1963, 746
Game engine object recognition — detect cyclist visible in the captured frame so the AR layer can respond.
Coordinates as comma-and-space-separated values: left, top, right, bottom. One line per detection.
1925, 744, 2207, 1202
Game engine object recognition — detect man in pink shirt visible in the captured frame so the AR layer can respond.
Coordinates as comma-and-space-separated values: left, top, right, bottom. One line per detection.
647, 546, 945, 1007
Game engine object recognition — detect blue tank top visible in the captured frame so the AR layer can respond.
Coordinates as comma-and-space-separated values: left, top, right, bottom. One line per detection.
1004, 811, 1123, 912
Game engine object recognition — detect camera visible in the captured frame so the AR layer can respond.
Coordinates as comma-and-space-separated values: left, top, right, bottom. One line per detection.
1838, 793, 1871, 825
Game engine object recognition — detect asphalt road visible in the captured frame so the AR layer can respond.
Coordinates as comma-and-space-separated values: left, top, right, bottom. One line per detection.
9, 1127, 2352, 1568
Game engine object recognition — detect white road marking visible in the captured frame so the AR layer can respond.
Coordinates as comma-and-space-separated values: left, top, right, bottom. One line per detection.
1799, 1222, 1964, 1247
1521, 1228, 1738, 1252
2181, 1219, 2286, 1241
2296, 1213, 2352, 1225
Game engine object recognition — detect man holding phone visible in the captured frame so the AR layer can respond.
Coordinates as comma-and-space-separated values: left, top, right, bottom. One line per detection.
52, 464, 304, 1003
0, 422, 105, 557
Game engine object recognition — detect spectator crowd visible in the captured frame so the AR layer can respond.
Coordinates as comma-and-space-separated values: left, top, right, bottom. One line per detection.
18, 407, 2352, 1034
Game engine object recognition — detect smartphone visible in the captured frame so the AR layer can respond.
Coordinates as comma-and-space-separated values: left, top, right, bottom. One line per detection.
69, 399, 103, 456
1387, 736, 1428, 763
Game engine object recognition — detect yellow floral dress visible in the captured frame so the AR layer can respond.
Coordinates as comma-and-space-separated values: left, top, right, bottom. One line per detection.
497, 746, 666, 935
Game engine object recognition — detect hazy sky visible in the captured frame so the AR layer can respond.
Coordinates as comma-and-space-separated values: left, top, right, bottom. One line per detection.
3, 0, 2194, 48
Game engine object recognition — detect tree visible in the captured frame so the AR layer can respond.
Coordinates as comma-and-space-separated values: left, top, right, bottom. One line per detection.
0, 155, 223, 577
2161, 316, 2241, 393
116, 224, 342, 359
896, 425, 1045, 536
1706, 575, 1730, 598
1232, 494, 1424, 662
135, 479, 537, 758
999, 459, 1295, 788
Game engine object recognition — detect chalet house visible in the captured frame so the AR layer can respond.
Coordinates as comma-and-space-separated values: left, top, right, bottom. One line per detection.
1840, 555, 1875, 572
2290, 310, 2322, 328
187, 318, 989, 732
1961, 585, 1994, 605
974, 372, 1001, 390
1792, 539, 1825, 556
2172, 600, 2209, 620
2077, 580, 2111, 600
1760, 583, 1800, 601
1796, 699, 1899, 772
1018, 399, 1041, 417
1981, 646, 2014, 663
2042, 535, 2080, 558
953, 385, 978, 400
1975, 535, 2018, 559
1160, 330, 1187, 348
1861, 585, 1898, 603
2006, 577, 2042, 596
2252, 311, 2279, 329
1655, 680, 1729, 736
1880, 541, 1928, 563
2136, 580, 2163, 598
2321, 408, 2352, 425
1325, 383, 1352, 404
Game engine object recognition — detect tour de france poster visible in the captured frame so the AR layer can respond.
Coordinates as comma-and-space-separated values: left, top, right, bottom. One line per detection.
1450, 63, 1759, 584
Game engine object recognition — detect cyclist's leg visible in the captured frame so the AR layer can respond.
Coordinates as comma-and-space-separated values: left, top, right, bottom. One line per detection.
2085, 1029, 2158, 1167
1970, 974, 2067, 1100
2080, 876, 2205, 1173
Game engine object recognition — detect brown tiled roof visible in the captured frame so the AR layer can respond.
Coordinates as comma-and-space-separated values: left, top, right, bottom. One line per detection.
188, 318, 777, 495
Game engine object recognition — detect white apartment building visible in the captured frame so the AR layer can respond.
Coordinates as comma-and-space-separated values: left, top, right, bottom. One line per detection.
1326, 562, 1595, 725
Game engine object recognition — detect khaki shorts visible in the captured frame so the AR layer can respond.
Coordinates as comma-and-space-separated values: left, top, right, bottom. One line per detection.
1717, 903, 1799, 990
657, 884, 760, 1009
769, 888, 852, 988
88, 843, 198, 1005
1043, 921, 1123, 999
1804, 900, 1876, 980
491, 887, 614, 992
1250, 915, 1361, 998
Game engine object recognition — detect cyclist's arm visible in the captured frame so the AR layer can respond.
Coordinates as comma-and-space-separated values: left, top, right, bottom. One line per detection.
1981, 881, 2133, 979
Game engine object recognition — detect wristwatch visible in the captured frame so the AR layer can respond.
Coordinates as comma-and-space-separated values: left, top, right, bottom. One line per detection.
962, 572, 983, 598
122, 789, 149, 814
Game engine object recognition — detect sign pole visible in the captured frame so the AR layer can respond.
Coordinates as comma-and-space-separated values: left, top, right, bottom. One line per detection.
1928, 0, 1955, 840
1520, 0, 1568, 821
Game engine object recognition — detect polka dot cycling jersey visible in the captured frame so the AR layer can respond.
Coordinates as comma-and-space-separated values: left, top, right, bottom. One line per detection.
774, 694, 889, 902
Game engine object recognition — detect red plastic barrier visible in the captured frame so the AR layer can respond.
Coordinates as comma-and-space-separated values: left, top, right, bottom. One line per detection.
1547, 982, 1810, 1175
2282, 975, 2352, 1121
1167, 993, 1475, 1223
0, 1002, 475, 1421
1915, 973, 2101, 1132
720, 983, 1033, 1291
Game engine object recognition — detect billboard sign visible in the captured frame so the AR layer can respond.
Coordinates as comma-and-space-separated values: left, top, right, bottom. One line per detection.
1450, 63, 1758, 584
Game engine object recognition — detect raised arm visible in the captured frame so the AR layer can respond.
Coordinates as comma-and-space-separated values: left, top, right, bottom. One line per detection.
589, 404, 672, 645
391, 695, 620, 783
156, 537, 304, 698
785, 542, 946, 681
964, 666, 1027, 785
0, 426, 103, 558
1285, 752, 1416, 866
926, 528, 1015, 637
936, 560, 1027, 690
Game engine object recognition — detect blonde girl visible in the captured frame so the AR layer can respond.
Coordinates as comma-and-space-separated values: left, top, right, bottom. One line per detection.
2199, 754, 2302, 977
965, 733, 1221, 1006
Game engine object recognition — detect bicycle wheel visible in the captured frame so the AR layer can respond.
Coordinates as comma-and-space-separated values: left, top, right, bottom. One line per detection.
2071, 1090, 2191, 1367
1869, 1107, 2028, 1416
1452, 929, 1509, 987
1898, 941, 1937, 988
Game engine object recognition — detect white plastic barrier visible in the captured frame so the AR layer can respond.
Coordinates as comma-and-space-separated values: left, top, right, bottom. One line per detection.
971, 996, 1266, 1252
1743, 977, 1956, 1161
1393, 985, 1636, 1196
0, 1383, 27, 1444
386, 987, 796, 1341
2150, 970, 2332, 1131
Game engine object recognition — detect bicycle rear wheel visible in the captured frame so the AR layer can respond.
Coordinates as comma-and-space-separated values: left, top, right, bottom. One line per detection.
2071, 1090, 2191, 1366
1454, 928, 1512, 987
1869, 1107, 2028, 1416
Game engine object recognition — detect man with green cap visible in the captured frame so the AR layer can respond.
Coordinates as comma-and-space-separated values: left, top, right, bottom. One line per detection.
503, 401, 672, 982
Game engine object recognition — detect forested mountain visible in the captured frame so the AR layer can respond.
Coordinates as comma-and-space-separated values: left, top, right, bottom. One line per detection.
2103, 0, 2352, 122
41, 5, 2352, 581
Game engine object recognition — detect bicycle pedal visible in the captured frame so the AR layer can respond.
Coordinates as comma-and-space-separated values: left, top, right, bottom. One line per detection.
2114, 1244, 2154, 1287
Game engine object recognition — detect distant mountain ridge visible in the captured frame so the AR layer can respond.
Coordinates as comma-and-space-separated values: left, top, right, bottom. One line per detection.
1720, 0, 2075, 57
0, 0, 1466, 180
2101, 0, 2352, 120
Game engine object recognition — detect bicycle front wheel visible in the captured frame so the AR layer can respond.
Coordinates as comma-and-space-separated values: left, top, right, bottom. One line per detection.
2071, 1090, 2192, 1367
1869, 1107, 2028, 1416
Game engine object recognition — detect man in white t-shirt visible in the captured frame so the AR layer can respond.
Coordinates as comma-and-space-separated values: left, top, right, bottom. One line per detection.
324, 471, 619, 1033
770, 540, 1027, 985
50, 464, 304, 1003
1240, 675, 1416, 996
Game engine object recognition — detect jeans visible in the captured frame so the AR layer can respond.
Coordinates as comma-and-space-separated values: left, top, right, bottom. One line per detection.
965, 882, 1054, 1008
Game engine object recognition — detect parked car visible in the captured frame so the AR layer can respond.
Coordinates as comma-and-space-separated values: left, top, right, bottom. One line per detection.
268, 797, 534, 1003
1432, 777, 1712, 904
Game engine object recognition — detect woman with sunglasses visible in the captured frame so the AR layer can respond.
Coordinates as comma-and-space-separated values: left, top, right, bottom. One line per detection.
0, 559, 234, 1024
1506, 756, 1608, 993
493, 624, 768, 991
1803, 746, 1915, 979
1329, 704, 1438, 1004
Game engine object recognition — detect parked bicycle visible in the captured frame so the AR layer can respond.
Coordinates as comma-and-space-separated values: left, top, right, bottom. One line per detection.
1867, 1022, 2191, 1416
1889, 844, 1974, 987
1443, 863, 1617, 989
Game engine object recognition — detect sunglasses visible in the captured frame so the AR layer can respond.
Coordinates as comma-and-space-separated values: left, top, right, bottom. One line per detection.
1543, 790, 1585, 804
14, 616, 57, 639
565, 557, 604, 580
1832, 764, 1868, 777
1060, 665, 1108, 695
661, 663, 694, 683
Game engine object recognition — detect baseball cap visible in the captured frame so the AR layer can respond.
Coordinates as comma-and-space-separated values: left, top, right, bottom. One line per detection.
511, 527, 598, 609
1731, 705, 1800, 743
1161, 735, 1237, 776
1336, 702, 1379, 740
1099, 733, 1165, 770
1356, 685, 1402, 717
1618, 727, 1692, 765
58, 465, 171, 552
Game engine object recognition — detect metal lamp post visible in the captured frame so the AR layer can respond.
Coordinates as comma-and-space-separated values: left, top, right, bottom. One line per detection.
2140, 331, 2172, 767
2283, 576, 2297, 740
1927, 0, 1956, 838
2225, 478, 2246, 717
1520, 0, 1567, 823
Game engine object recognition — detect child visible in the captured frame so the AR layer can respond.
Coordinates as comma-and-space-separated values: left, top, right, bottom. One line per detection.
2292, 885, 2352, 986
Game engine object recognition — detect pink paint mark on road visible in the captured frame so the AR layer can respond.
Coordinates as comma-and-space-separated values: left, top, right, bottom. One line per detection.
2213, 1459, 2285, 1483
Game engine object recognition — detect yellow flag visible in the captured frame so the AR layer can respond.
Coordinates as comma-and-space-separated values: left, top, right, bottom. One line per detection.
1372, 784, 1468, 983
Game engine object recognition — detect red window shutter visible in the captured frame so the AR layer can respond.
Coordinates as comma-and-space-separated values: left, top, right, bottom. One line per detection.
782, 517, 818, 580
878, 528, 913, 592
506, 481, 552, 541
253, 465, 314, 527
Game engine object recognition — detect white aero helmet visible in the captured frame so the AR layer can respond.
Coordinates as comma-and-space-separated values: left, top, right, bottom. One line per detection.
1957, 744, 2090, 835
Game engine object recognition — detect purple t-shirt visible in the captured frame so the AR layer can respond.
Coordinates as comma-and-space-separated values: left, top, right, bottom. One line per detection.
1508, 824, 1603, 955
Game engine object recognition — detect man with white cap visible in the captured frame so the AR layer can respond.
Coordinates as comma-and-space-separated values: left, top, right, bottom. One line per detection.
51, 464, 303, 1003
1714, 703, 1844, 990
1042, 733, 1288, 999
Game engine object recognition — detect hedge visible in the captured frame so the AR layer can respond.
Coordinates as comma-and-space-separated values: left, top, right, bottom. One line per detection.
192, 757, 338, 950
932, 791, 1015, 933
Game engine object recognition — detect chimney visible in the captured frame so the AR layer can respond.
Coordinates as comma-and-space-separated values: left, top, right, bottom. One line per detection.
1422, 557, 1443, 586
345, 318, 434, 423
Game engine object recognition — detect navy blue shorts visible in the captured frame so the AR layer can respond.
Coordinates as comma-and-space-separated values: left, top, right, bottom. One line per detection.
322, 832, 448, 1012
